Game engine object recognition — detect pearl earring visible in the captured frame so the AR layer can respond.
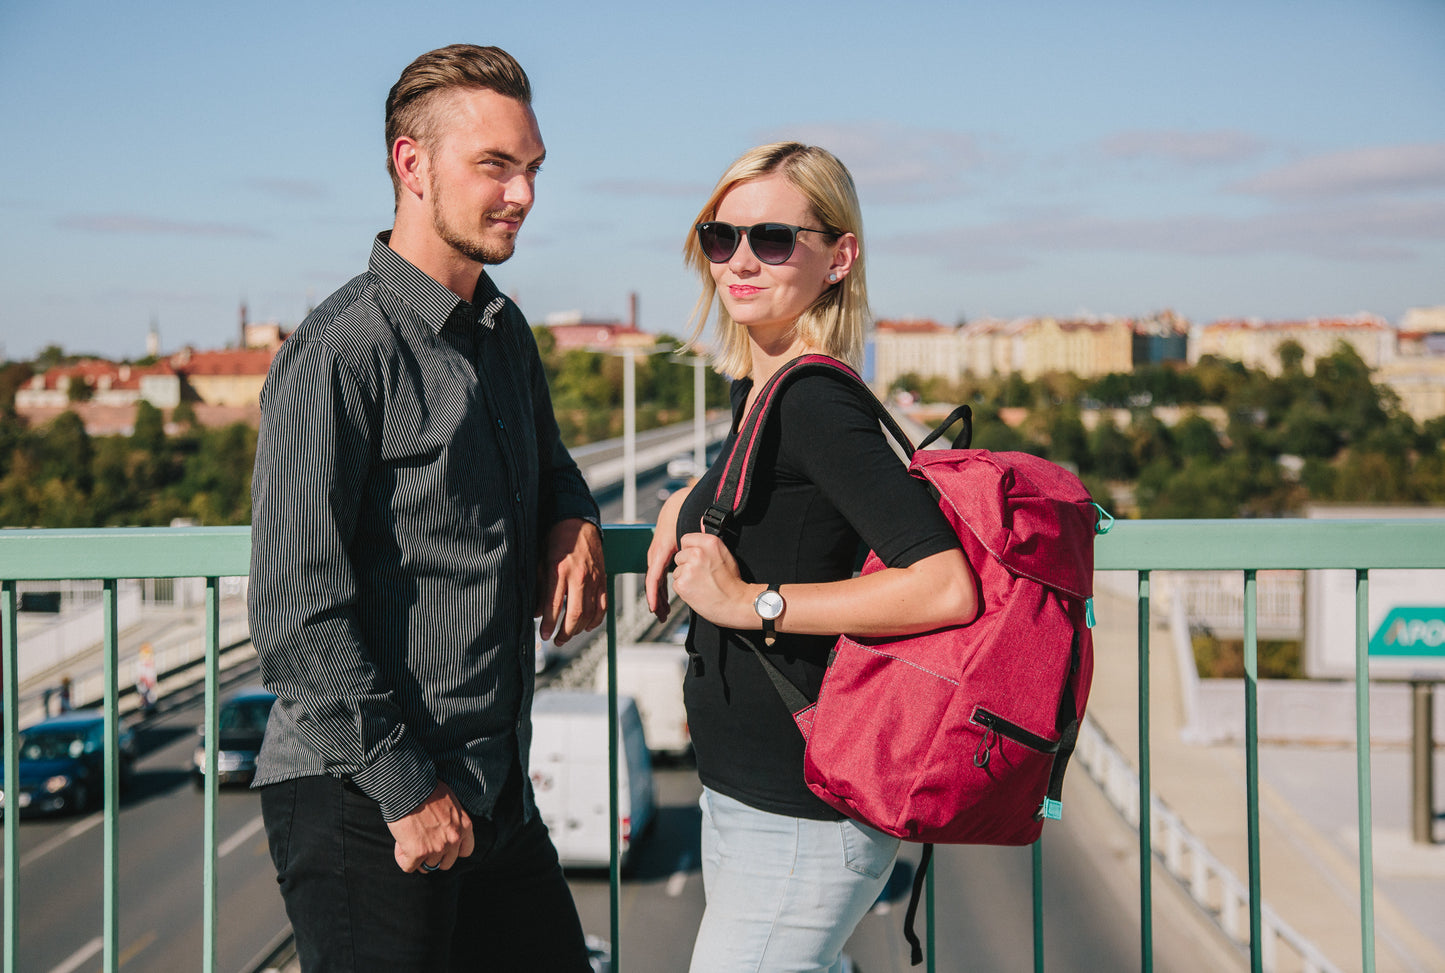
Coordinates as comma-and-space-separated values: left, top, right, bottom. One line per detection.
828, 273, 838, 283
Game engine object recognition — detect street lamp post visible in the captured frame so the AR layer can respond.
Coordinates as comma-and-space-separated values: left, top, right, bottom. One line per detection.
667, 352, 711, 476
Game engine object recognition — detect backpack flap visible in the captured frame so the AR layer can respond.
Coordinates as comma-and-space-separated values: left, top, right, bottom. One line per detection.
911, 449, 1097, 600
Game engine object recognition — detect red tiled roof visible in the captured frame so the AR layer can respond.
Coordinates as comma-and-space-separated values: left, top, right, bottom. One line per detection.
875, 319, 947, 333
1204, 315, 1389, 332
173, 347, 277, 376
32, 359, 175, 391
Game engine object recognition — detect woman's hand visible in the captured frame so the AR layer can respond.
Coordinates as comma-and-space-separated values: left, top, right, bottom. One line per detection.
671, 531, 756, 630
644, 485, 693, 622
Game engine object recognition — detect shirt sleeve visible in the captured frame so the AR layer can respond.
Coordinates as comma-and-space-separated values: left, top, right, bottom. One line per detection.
248, 337, 436, 821
523, 325, 601, 531
777, 374, 959, 568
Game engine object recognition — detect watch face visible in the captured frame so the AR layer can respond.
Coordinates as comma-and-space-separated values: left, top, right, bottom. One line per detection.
755, 589, 785, 620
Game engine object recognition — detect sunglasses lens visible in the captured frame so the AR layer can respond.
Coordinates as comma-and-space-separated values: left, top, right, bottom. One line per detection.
697, 223, 739, 263
749, 224, 796, 264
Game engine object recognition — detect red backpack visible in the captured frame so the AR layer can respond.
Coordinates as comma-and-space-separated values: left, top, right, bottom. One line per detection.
705, 355, 1109, 964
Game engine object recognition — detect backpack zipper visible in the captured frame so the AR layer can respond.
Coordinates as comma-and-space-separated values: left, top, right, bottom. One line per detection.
970, 706, 1061, 768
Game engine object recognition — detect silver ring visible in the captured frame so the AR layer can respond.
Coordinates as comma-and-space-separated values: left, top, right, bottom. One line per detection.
419, 861, 441, 873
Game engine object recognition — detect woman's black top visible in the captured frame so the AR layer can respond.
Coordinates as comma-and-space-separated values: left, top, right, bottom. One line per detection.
677, 372, 960, 819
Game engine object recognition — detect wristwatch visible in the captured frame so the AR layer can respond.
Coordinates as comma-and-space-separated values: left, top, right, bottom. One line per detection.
754, 582, 785, 646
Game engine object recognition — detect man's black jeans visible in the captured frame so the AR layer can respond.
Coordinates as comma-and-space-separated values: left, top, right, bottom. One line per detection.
260, 769, 591, 972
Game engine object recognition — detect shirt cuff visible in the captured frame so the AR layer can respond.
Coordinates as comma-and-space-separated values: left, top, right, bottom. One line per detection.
350, 744, 438, 822
551, 489, 601, 528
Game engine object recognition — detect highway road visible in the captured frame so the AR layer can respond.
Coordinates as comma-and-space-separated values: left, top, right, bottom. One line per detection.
2, 458, 1220, 972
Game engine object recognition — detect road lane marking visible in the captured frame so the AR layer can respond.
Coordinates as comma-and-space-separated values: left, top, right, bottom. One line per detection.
118, 929, 157, 967
48, 936, 102, 973
219, 813, 266, 858
20, 814, 103, 867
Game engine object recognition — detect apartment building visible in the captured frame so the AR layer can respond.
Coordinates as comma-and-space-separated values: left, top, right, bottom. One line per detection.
872, 313, 1144, 390
1190, 314, 1395, 374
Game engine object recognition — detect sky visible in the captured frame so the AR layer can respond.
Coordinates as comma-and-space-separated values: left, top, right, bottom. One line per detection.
1, 0, 1442, 362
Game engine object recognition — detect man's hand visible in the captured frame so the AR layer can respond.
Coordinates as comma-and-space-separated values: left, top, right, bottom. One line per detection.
387, 781, 475, 873
537, 518, 606, 646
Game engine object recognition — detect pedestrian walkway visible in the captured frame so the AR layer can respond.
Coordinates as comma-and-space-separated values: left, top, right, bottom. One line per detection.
1086, 574, 1445, 973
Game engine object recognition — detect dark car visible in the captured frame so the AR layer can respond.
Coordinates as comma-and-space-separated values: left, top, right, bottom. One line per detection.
192, 687, 277, 787
0, 711, 137, 817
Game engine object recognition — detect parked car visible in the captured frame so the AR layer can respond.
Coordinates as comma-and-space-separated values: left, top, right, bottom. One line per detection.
529, 689, 655, 869
192, 686, 277, 788
1, 711, 136, 816
592, 642, 691, 759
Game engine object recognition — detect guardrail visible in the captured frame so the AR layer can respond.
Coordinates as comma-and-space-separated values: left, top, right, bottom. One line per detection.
4, 518, 1444, 973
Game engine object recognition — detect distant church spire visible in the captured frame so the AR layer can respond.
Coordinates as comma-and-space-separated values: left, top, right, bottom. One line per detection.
147, 315, 160, 358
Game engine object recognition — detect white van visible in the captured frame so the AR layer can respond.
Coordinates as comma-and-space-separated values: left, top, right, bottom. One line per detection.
528, 689, 656, 869
592, 642, 691, 759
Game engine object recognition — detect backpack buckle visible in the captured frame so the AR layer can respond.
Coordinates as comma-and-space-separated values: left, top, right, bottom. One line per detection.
701, 504, 731, 537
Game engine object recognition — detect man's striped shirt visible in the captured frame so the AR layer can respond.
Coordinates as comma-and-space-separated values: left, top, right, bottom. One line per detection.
248, 233, 599, 823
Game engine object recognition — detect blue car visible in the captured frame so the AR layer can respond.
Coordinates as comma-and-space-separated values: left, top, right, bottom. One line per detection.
1, 712, 137, 817
192, 687, 277, 787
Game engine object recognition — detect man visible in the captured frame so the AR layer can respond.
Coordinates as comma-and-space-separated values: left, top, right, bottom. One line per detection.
249, 44, 605, 972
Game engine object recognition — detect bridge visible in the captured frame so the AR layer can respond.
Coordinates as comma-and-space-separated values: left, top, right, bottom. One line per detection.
3, 425, 1443, 972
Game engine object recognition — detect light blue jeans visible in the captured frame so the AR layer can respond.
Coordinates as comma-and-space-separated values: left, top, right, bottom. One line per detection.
688, 787, 901, 973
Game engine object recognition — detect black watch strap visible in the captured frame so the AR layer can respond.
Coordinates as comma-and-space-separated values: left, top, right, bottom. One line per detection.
762, 581, 781, 646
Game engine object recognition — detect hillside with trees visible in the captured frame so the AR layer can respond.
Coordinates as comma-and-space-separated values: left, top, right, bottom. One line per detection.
889, 340, 1445, 518
3, 337, 1441, 528
0, 332, 729, 528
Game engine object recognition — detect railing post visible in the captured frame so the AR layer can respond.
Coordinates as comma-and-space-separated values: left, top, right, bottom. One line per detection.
1032, 838, 1044, 973
1137, 570, 1153, 973
1243, 570, 1262, 973
605, 571, 621, 970
3, 580, 19, 973
203, 577, 221, 973
1355, 570, 1377, 973
102, 578, 120, 973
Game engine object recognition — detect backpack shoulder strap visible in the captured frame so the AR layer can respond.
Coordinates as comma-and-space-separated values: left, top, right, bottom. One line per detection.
702, 354, 914, 537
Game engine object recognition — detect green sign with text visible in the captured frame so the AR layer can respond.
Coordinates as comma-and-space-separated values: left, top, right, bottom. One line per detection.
1370, 607, 1445, 656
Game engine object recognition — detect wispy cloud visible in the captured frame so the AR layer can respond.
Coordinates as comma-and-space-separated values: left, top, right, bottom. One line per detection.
887, 197, 1445, 269
242, 177, 329, 200
1230, 143, 1445, 198
759, 122, 993, 204
585, 178, 711, 199
57, 213, 268, 238
1098, 129, 1269, 166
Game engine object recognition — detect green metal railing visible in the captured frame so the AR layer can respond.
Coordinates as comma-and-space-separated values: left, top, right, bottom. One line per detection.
1093, 518, 1445, 973
3, 519, 1443, 972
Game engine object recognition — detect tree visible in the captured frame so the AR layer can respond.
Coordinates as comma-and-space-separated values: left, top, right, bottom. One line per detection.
1276, 400, 1341, 458
1043, 407, 1088, 469
35, 344, 68, 370
1277, 339, 1306, 375
133, 400, 166, 454
0, 363, 34, 415
1174, 414, 1223, 462
35, 411, 93, 493
1087, 417, 1137, 480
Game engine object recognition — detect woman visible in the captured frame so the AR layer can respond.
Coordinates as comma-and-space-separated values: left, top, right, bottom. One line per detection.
644, 142, 978, 973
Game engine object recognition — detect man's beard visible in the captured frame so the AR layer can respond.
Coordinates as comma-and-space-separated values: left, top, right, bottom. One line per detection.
430, 183, 522, 265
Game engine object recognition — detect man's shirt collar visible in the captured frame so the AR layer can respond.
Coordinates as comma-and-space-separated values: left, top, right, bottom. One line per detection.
369, 232, 506, 334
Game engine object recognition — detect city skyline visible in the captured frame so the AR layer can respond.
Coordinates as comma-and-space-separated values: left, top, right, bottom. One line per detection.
1, 0, 1442, 362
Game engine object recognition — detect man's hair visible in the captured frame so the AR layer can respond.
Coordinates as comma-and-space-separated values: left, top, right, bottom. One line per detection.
683, 142, 868, 380
384, 44, 533, 199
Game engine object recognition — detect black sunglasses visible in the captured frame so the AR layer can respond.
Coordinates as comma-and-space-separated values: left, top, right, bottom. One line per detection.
695, 221, 839, 266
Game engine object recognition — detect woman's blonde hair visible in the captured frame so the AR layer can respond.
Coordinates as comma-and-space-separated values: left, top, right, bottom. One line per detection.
683, 142, 868, 380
